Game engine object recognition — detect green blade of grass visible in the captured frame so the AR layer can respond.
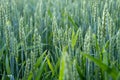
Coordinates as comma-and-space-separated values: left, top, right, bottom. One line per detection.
6, 55, 11, 75
46, 55, 55, 77
71, 29, 79, 50
34, 50, 47, 69
28, 71, 33, 80
59, 53, 65, 80
76, 63, 85, 80
68, 15, 78, 30
35, 55, 47, 80
55, 58, 60, 74
80, 52, 119, 80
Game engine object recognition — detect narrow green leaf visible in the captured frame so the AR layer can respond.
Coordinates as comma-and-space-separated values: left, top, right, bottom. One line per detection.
6, 55, 11, 75
55, 58, 60, 74
59, 54, 65, 80
102, 48, 108, 65
46, 55, 54, 77
104, 40, 109, 49
76, 63, 84, 80
28, 71, 33, 80
2, 71, 5, 80
35, 56, 47, 80
71, 30, 78, 49
80, 52, 119, 79
34, 50, 47, 69
68, 15, 78, 30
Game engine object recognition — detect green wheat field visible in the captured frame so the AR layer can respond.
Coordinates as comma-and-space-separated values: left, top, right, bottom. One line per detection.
0, 0, 120, 80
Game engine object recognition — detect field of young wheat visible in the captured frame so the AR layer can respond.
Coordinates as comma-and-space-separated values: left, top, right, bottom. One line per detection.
0, 0, 120, 80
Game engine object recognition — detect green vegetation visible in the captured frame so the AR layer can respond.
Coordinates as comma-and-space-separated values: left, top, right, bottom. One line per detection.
0, 0, 120, 80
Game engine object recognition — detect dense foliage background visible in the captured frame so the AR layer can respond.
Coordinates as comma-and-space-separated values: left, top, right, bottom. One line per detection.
0, 0, 120, 80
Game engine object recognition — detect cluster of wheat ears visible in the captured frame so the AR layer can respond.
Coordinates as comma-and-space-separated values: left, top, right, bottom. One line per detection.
0, 0, 120, 80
